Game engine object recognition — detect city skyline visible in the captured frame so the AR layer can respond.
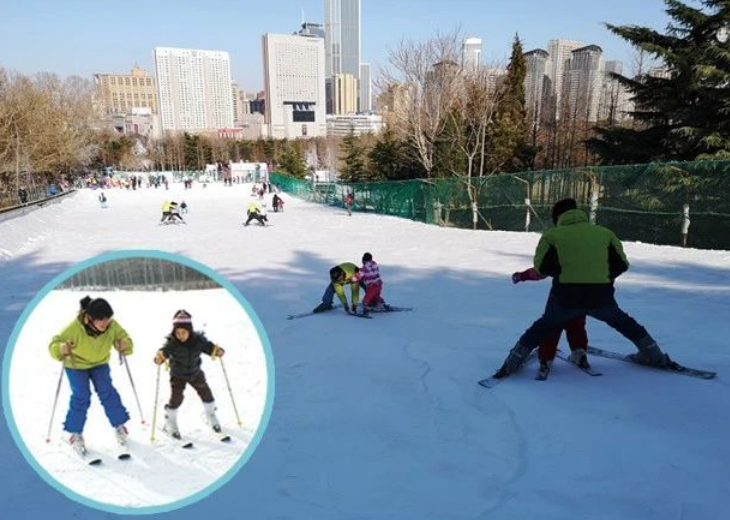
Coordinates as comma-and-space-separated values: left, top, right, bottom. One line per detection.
0, 0, 672, 91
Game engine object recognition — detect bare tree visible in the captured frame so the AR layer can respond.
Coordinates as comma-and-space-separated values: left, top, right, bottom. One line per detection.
378, 29, 464, 177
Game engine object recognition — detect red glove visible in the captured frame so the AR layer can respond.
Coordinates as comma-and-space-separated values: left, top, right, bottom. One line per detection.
512, 268, 546, 284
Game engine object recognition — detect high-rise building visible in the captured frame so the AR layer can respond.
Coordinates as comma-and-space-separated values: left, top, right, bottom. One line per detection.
333, 73, 359, 114
359, 63, 372, 113
262, 33, 326, 138
325, 0, 361, 113
93, 66, 158, 115
462, 38, 482, 72
600, 60, 633, 123
154, 47, 234, 131
325, 0, 361, 78
546, 39, 583, 113
524, 49, 551, 125
564, 45, 604, 122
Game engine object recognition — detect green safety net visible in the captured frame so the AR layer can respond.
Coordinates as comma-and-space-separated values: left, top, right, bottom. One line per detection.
271, 160, 730, 250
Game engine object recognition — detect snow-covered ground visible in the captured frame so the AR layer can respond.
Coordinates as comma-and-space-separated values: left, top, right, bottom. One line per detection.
8, 288, 268, 511
1, 183, 729, 519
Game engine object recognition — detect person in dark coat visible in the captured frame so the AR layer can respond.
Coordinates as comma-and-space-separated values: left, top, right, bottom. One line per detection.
154, 310, 225, 437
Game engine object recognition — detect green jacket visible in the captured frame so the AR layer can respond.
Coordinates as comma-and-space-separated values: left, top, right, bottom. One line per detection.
49, 315, 134, 369
333, 262, 361, 307
534, 209, 629, 307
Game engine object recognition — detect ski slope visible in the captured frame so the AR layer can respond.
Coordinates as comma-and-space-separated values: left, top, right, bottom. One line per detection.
1, 183, 729, 519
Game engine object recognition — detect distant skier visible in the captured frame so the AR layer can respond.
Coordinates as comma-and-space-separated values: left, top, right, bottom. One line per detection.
244, 201, 268, 226
180, 201, 188, 214
353, 252, 390, 315
48, 296, 133, 456
161, 200, 184, 223
495, 198, 674, 379
312, 262, 363, 314
344, 193, 354, 216
154, 310, 226, 437
99, 192, 108, 208
272, 193, 284, 213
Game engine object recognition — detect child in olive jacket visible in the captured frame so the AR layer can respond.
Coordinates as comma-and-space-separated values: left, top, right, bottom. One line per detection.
154, 310, 225, 437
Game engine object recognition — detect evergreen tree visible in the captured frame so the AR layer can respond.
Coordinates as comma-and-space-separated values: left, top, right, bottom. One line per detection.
277, 141, 307, 178
487, 34, 528, 172
590, 0, 730, 163
339, 131, 367, 182
368, 127, 421, 180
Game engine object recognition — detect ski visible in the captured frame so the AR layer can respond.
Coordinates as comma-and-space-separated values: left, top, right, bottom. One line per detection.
159, 427, 194, 449
586, 346, 716, 380
116, 439, 132, 460
348, 311, 374, 319
287, 304, 342, 320
70, 445, 103, 466
556, 351, 603, 376
367, 306, 413, 313
478, 350, 539, 388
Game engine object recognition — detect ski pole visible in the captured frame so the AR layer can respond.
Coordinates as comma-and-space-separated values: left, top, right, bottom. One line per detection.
45, 363, 65, 443
120, 351, 145, 424
150, 363, 161, 443
218, 356, 243, 427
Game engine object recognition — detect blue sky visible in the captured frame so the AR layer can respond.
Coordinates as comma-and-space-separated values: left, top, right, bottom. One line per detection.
0, 0, 674, 91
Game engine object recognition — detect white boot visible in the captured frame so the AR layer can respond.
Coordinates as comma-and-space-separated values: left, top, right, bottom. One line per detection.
203, 401, 221, 433
69, 433, 87, 456
114, 424, 128, 444
164, 405, 181, 438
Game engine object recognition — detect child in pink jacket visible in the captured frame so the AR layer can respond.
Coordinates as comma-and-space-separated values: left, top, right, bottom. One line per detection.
355, 252, 390, 314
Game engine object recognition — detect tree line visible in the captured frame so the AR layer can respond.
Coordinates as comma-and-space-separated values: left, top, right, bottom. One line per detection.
1, 0, 727, 203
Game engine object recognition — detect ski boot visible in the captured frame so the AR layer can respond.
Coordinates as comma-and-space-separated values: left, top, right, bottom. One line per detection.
114, 424, 129, 443
164, 405, 181, 439
69, 433, 87, 456
203, 401, 222, 433
569, 348, 590, 369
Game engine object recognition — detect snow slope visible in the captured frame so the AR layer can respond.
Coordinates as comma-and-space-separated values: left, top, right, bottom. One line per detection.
1, 183, 729, 519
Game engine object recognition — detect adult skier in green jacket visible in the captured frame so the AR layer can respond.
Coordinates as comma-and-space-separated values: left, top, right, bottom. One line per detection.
496, 198, 673, 377
312, 262, 362, 314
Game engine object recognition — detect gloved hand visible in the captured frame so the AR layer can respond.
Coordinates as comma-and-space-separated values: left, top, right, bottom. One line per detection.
114, 339, 129, 353
511, 272, 523, 284
60, 341, 74, 357
153, 351, 166, 365
343, 304, 352, 314
213, 345, 226, 357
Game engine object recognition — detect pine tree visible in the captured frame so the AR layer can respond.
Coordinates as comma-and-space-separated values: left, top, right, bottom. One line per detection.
590, 0, 730, 163
277, 142, 307, 178
339, 131, 367, 182
487, 34, 528, 172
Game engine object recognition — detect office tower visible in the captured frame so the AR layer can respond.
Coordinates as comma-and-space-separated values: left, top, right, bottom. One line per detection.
262, 33, 326, 138
600, 60, 633, 123
564, 45, 604, 122
524, 49, 550, 125
333, 73, 359, 114
93, 65, 158, 115
359, 63, 372, 113
325, 0, 361, 78
154, 47, 234, 131
546, 39, 583, 113
462, 38, 483, 72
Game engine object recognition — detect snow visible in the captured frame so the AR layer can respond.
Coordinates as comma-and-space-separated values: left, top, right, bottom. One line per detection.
1, 183, 729, 519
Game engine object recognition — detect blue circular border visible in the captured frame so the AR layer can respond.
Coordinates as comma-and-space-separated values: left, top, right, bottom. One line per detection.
1, 250, 275, 515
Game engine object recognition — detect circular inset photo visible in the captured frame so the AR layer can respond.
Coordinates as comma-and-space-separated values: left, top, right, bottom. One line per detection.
2, 251, 274, 514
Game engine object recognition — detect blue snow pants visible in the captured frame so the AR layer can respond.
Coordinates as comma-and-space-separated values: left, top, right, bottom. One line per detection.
63, 364, 129, 434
